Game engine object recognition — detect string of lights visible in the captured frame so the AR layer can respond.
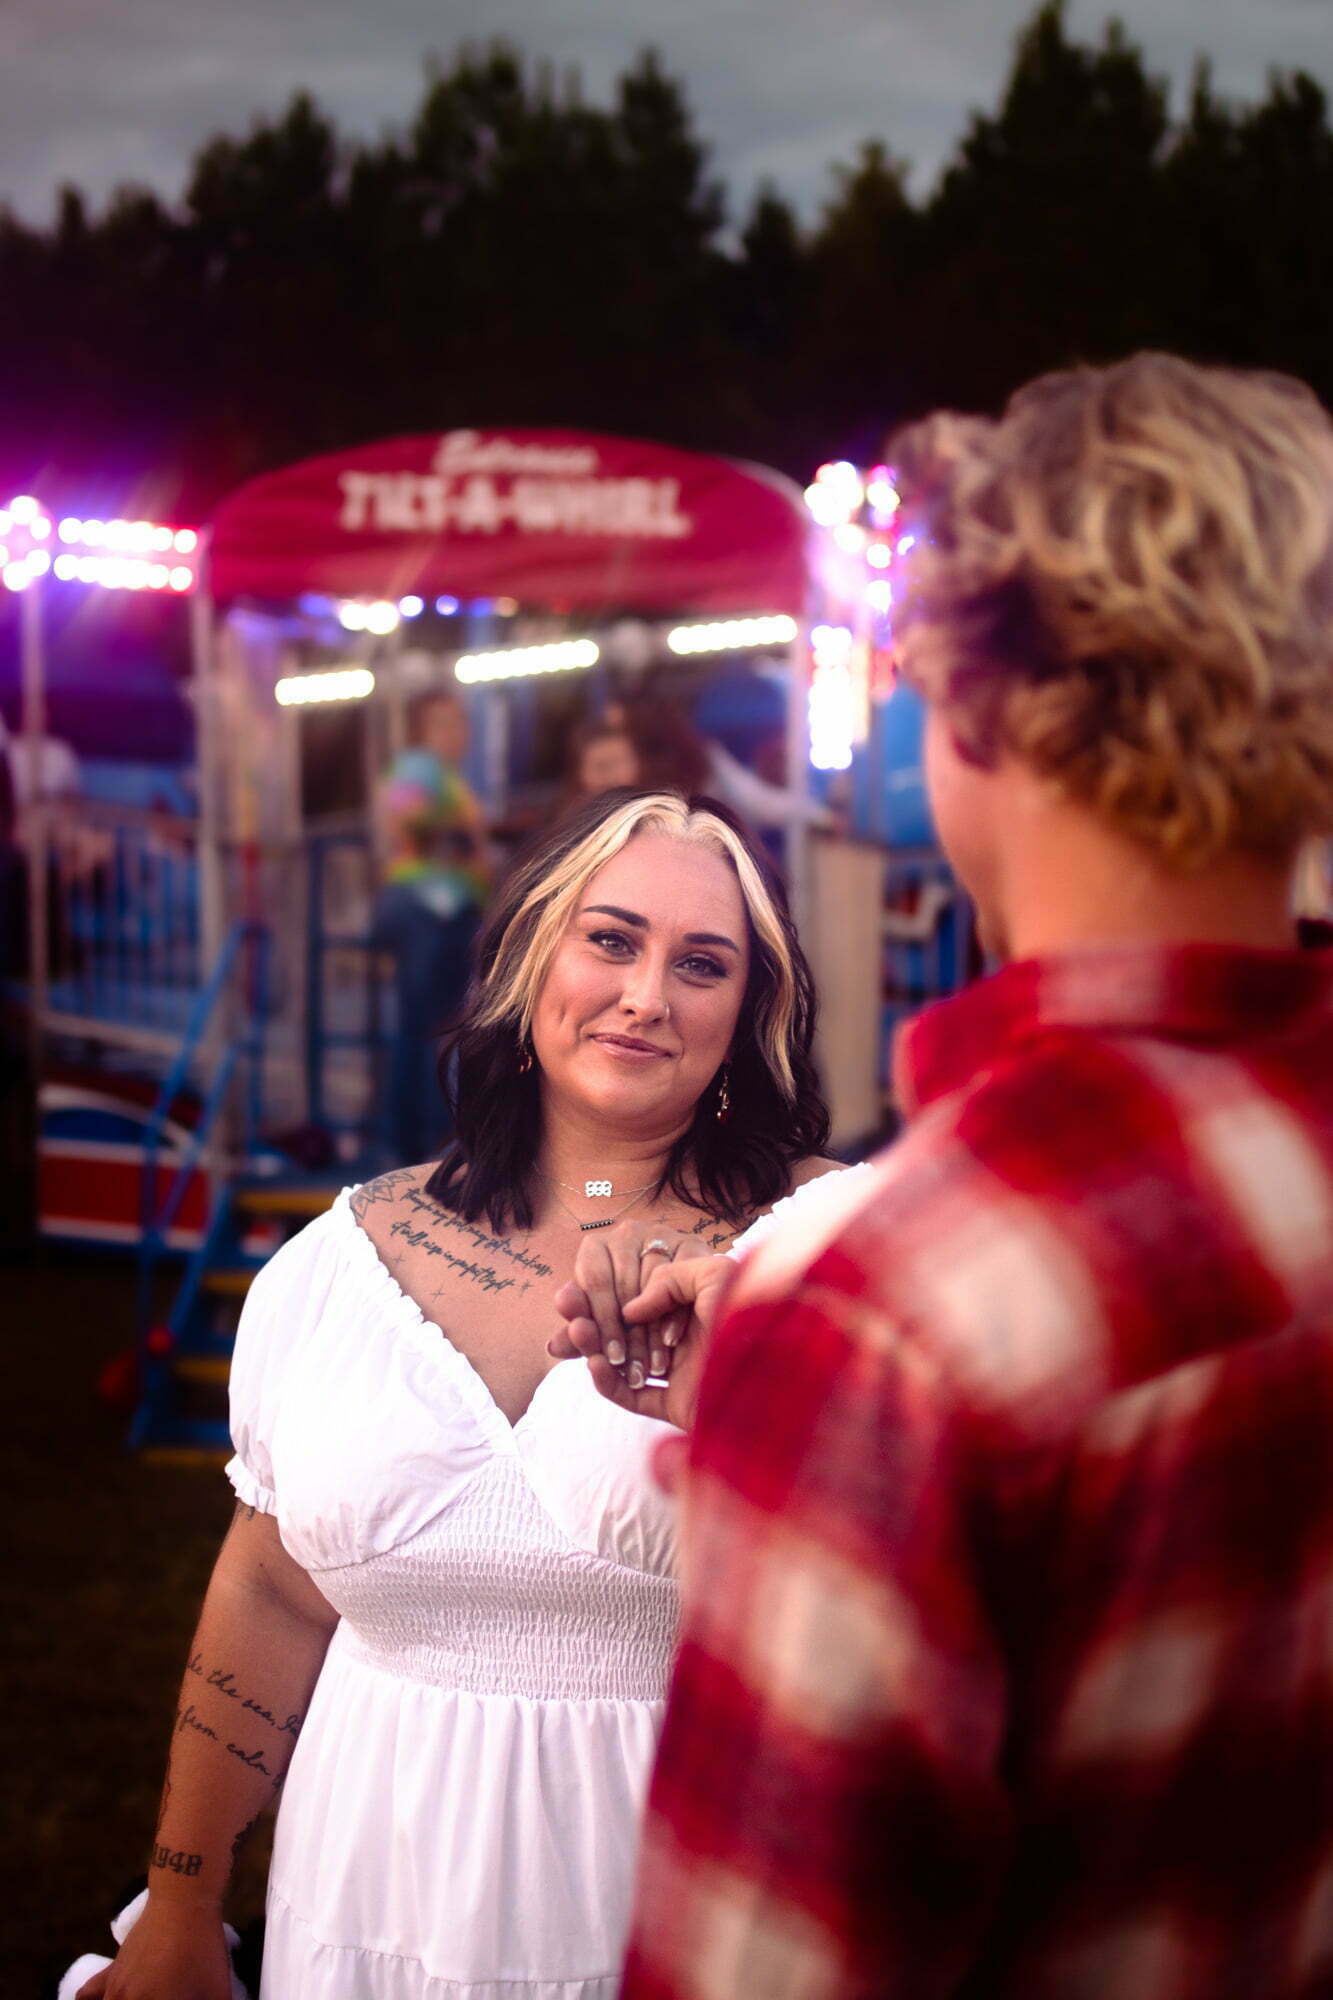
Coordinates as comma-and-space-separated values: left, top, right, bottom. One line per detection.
1, 497, 202, 594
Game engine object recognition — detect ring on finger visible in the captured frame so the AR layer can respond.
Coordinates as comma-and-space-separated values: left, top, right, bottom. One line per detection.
643, 1238, 673, 1257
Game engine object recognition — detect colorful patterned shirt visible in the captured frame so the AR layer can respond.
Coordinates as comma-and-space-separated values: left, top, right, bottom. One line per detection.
624, 943, 1333, 2000
379, 749, 489, 912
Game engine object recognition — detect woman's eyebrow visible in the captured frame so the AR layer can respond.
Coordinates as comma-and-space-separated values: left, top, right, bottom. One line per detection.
582, 904, 739, 954
583, 903, 648, 928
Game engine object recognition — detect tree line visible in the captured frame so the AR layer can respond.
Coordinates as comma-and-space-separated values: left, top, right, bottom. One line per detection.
2, 1, 1331, 517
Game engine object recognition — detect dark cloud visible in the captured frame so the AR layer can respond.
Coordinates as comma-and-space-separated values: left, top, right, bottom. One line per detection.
4, 0, 1332, 225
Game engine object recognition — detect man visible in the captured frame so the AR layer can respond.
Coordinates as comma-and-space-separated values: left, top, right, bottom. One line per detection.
555, 354, 1333, 1995
373, 688, 490, 1163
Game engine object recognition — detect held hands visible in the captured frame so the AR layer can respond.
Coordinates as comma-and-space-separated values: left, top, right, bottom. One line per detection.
546, 1221, 735, 1431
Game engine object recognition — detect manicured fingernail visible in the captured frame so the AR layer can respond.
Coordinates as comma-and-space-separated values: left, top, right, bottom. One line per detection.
607, 1339, 625, 1367
650, 1349, 666, 1378
627, 1361, 645, 1390
663, 1324, 678, 1347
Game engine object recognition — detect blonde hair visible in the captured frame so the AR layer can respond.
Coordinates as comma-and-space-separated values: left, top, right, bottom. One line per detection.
474, 792, 800, 1097
890, 353, 1333, 867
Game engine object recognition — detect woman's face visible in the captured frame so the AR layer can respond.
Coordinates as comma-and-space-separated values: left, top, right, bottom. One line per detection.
577, 731, 642, 795
531, 832, 751, 1137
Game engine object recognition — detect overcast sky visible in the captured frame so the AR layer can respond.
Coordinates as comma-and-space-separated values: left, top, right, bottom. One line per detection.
3, 0, 1332, 227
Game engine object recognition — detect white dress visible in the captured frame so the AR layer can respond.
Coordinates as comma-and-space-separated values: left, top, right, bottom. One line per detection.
225, 1171, 871, 1999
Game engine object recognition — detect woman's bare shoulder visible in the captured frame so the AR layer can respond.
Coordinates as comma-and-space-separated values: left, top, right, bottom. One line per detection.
347, 1164, 442, 1258
347, 1163, 437, 1224
787, 1155, 849, 1190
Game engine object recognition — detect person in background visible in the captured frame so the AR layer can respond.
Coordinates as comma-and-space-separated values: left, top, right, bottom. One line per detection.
569, 699, 833, 852
373, 688, 490, 1164
568, 718, 646, 800
557, 353, 1333, 1998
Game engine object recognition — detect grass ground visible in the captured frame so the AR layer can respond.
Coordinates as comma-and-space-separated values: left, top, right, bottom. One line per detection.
3, 1248, 272, 1993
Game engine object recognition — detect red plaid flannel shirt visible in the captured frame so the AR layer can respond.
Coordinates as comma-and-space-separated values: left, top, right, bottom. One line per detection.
624, 944, 1333, 2000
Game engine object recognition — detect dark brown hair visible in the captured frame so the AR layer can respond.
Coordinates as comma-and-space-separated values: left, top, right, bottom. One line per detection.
424, 788, 829, 1231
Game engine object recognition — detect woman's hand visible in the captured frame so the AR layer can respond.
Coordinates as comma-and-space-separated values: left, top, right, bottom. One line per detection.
550, 1251, 735, 1431
552, 1222, 712, 1389
76, 1897, 235, 1999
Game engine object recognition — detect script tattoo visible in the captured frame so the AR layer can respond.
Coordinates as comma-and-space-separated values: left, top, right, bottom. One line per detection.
368, 1190, 556, 1302
226, 1742, 276, 1776
689, 1213, 735, 1253
386, 1218, 516, 1293
402, 1189, 553, 1280
352, 1171, 555, 1300
192, 1661, 303, 1737
175, 1702, 218, 1744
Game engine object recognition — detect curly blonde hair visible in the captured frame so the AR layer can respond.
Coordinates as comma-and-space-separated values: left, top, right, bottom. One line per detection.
890, 353, 1333, 867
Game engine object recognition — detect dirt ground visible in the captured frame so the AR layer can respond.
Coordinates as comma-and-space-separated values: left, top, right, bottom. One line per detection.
2, 1248, 272, 1993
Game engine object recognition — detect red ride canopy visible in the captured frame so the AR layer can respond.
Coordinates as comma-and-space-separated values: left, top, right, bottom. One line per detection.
207, 428, 809, 615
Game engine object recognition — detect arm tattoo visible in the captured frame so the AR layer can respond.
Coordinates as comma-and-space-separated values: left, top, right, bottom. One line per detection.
151, 1844, 204, 1878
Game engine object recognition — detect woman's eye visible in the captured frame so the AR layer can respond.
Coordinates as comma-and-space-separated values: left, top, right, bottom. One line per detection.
589, 929, 633, 955
680, 954, 726, 980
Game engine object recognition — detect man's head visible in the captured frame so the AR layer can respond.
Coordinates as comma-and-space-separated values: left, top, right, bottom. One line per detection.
411, 689, 469, 767
890, 354, 1333, 955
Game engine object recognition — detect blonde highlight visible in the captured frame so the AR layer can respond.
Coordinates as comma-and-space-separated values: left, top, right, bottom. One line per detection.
475, 791, 800, 1099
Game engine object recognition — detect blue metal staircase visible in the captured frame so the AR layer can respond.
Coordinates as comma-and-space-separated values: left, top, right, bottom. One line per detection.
130, 843, 388, 1461
130, 921, 277, 1458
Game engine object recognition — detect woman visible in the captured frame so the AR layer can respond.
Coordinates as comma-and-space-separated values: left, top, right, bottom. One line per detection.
82, 789, 868, 2000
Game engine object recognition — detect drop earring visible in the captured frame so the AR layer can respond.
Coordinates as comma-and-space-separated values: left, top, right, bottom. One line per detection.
716, 1064, 731, 1121
518, 1034, 534, 1074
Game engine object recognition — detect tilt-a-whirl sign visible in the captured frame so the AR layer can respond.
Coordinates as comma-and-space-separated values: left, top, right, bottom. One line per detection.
209, 428, 808, 614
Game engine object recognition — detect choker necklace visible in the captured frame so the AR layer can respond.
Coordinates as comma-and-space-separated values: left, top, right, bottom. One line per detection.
546, 1173, 658, 1201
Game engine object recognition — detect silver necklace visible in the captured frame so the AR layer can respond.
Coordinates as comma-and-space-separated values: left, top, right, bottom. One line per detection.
546, 1172, 658, 1200
544, 1182, 654, 1233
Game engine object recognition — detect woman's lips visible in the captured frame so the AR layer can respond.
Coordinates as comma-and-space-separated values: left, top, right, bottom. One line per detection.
591, 1033, 672, 1060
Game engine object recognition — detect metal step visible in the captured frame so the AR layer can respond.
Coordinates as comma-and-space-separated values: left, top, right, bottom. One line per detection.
233, 1182, 344, 1219
139, 1441, 231, 1467
172, 1354, 231, 1386
201, 1265, 262, 1296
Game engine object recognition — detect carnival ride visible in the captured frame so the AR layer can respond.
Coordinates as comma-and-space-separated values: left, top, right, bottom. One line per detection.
4, 430, 968, 1453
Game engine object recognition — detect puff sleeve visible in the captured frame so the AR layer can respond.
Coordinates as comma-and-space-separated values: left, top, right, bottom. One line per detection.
224, 1205, 346, 1516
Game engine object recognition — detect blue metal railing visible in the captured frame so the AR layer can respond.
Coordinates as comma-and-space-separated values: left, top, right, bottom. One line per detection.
135, 920, 270, 1337
31, 801, 202, 1039
304, 830, 384, 1146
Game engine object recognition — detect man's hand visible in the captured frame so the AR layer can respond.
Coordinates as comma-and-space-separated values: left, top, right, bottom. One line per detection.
549, 1254, 735, 1430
